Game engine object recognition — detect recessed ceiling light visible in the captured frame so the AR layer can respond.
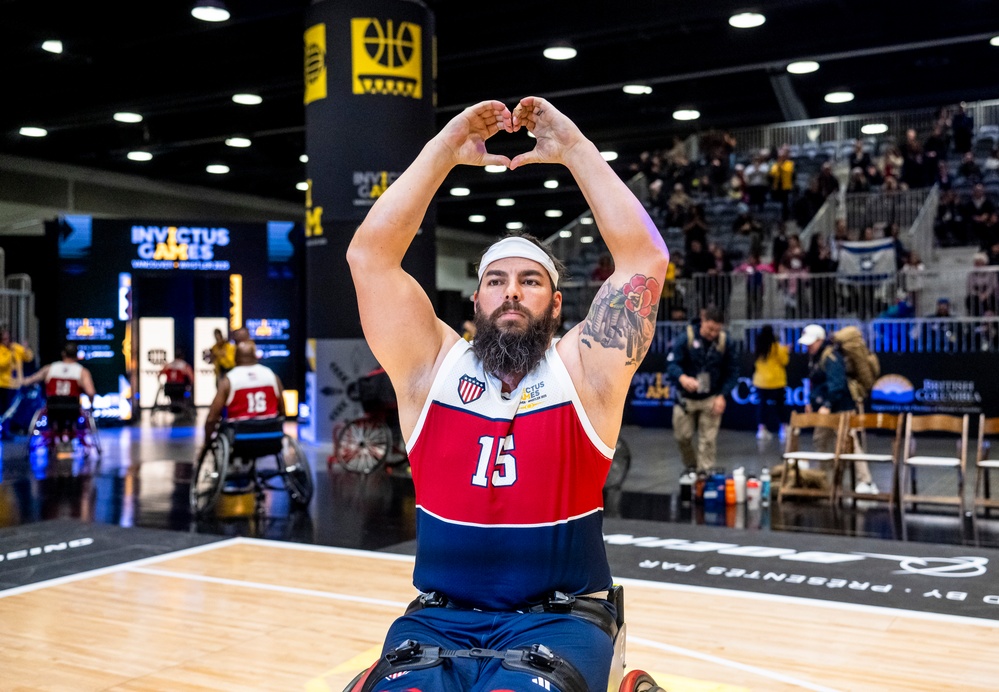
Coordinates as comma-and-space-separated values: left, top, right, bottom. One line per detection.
113, 112, 143, 123
449, 187, 470, 196
206, 164, 230, 174
41, 40, 63, 54
729, 12, 765, 28
496, 198, 515, 207
786, 61, 819, 74
18, 126, 47, 137
622, 84, 652, 95
232, 93, 262, 105
191, 0, 230, 22
824, 91, 855, 104
225, 137, 252, 148
860, 123, 889, 135
545, 210, 563, 218
600, 151, 618, 161
673, 109, 701, 121
469, 215, 486, 223
484, 164, 507, 173
543, 43, 577, 60
127, 151, 153, 162
296, 182, 309, 191
580, 217, 594, 225
580, 235, 594, 244
991, 36, 999, 47
299, 154, 308, 163
506, 222, 524, 230
544, 179, 559, 189
559, 230, 573, 238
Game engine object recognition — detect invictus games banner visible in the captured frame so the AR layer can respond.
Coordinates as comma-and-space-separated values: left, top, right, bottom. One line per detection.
304, 0, 436, 339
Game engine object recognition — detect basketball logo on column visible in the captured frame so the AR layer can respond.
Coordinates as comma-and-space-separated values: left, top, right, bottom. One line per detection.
350, 17, 422, 98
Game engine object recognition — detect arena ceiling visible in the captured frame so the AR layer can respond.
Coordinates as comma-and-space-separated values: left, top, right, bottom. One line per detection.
2, 0, 998, 239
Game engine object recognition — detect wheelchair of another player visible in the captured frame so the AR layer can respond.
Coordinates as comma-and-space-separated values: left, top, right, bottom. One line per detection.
329, 369, 408, 475
341, 584, 664, 692
25, 390, 103, 469
190, 416, 314, 517
151, 375, 196, 424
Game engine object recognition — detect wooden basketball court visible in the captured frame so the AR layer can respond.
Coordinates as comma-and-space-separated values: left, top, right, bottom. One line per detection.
1, 538, 996, 690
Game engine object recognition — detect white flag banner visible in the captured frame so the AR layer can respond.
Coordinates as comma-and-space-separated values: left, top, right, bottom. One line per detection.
837, 238, 897, 285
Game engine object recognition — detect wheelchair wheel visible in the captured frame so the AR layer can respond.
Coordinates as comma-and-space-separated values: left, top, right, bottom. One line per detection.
27, 407, 48, 455
620, 670, 663, 692
336, 418, 391, 474
604, 437, 631, 490
191, 434, 229, 516
82, 411, 102, 460
279, 434, 314, 508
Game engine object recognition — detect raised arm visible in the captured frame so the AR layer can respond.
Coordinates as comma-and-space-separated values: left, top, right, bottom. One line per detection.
347, 100, 512, 429
510, 97, 669, 440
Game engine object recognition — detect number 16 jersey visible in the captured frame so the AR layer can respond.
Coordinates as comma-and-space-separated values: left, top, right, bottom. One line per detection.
406, 338, 614, 610
225, 364, 280, 420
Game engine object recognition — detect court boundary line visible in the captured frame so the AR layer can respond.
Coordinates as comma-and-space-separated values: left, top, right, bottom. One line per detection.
0, 537, 238, 599
232, 537, 999, 629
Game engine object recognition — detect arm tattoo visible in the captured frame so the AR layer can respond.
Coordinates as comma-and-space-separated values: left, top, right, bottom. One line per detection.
581, 274, 662, 365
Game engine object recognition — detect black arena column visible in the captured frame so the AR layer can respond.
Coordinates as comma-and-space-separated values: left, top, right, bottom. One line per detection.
302, 0, 435, 443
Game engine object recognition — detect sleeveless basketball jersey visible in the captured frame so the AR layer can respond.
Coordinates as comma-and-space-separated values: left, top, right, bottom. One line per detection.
225, 364, 280, 420
45, 362, 83, 398
407, 339, 614, 610
161, 360, 192, 384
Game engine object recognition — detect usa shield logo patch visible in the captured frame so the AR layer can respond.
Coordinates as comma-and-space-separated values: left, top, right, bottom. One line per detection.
458, 374, 485, 405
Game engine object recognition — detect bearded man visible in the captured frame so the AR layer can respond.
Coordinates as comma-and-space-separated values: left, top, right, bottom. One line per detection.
346, 96, 669, 692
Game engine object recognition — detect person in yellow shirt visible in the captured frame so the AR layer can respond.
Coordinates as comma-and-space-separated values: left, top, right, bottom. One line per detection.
0, 327, 35, 437
207, 328, 235, 382
751, 324, 789, 441
769, 146, 795, 221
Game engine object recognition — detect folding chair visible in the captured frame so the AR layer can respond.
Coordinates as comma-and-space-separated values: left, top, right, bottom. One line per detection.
900, 413, 969, 518
973, 415, 999, 517
778, 411, 846, 503
837, 412, 903, 507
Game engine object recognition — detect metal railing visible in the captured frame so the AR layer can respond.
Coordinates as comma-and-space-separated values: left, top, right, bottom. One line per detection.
648, 317, 999, 357
560, 264, 999, 326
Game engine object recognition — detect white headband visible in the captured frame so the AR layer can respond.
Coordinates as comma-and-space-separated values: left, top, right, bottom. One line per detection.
477, 237, 560, 289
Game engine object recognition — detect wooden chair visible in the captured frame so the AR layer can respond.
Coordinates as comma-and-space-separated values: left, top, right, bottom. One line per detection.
974, 415, 999, 517
837, 412, 903, 507
900, 413, 969, 519
778, 411, 846, 503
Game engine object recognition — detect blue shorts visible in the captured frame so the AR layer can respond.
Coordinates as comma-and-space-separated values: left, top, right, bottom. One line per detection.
368, 606, 614, 692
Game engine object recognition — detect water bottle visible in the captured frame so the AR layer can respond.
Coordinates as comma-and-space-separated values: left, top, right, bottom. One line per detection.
679, 469, 694, 505
760, 467, 772, 507
725, 477, 736, 505
746, 475, 761, 510
733, 467, 747, 504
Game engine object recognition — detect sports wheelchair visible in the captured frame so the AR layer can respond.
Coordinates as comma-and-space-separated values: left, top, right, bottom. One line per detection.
342, 585, 664, 692
26, 392, 102, 461
329, 368, 408, 474
191, 416, 314, 516
151, 374, 196, 420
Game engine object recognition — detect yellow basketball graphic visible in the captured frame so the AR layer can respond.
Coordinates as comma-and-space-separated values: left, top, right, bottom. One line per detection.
351, 17, 422, 98
304, 23, 328, 105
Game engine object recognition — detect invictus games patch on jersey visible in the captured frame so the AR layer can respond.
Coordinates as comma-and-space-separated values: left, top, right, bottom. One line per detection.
457, 374, 485, 404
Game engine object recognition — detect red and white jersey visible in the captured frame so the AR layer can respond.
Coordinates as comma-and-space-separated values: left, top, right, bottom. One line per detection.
160, 359, 193, 385
407, 338, 615, 609
45, 361, 84, 398
224, 364, 280, 420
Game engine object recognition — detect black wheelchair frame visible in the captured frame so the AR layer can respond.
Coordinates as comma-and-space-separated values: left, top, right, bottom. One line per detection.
190, 416, 314, 516
27, 393, 102, 462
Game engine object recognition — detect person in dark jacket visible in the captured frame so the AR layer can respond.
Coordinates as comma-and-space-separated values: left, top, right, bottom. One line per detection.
666, 306, 740, 472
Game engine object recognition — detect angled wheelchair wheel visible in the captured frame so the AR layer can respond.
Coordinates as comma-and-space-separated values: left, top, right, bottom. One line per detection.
82, 411, 102, 460
191, 434, 229, 516
27, 407, 48, 455
336, 418, 391, 474
620, 670, 663, 692
279, 434, 314, 508
604, 437, 631, 490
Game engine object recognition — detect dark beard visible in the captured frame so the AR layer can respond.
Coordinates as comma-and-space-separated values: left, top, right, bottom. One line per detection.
472, 299, 559, 378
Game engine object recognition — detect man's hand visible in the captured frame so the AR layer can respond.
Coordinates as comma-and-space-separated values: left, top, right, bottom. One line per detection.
712, 395, 727, 416
435, 100, 512, 168
818, 406, 831, 415
678, 374, 699, 392
509, 96, 586, 169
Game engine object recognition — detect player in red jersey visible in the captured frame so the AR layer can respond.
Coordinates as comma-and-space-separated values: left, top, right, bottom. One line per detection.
203, 340, 283, 446
346, 97, 669, 691
22, 343, 97, 435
